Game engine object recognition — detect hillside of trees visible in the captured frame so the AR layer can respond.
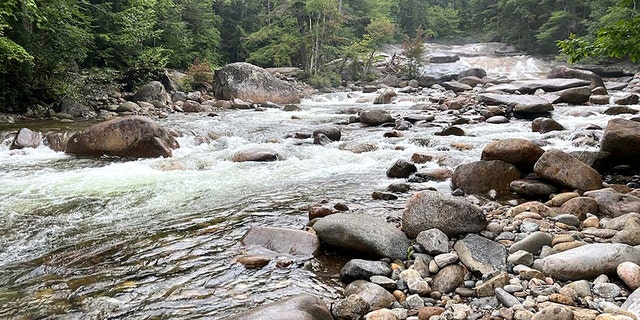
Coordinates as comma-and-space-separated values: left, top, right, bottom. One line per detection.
1, 0, 639, 111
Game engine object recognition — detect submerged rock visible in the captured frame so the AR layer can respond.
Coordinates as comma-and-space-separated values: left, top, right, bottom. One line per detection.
225, 294, 333, 320
65, 116, 179, 158
241, 226, 320, 256
232, 147, 284, 162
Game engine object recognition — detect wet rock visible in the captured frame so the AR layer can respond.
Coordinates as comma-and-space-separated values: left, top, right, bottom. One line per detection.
454, 234, 506, 276
133, 81, 171, 106
486, 116, 510, 124
534, 149, 602, 191
601, 118, 640, 166
344, 280, 396, 310
386, 159, 417, 178
479, 93, 553, 118
509, 231, 552, 254
556, 86, 592, 104
487, 78, 591, 94
451, 160, 522, 196
372, 191, 398, 201
559, 197, 599, 221
413, 168, 452, 182
241, 226, 320, 256
416, 228, 449, 255
226, 294, 333, 320
481, 138, 544, 173
309, 206, 334, 220
410, 153, 433, 164
44, 132, 70, 152
332, 294, 371, 320
604, 106, 638, 116
443, 81, 472, 92
531, 305, 574, 320
10, 128, 41, 150
534, 243, 640, 281
213, 62, 304, 104
458, 76, 483, 87
590, 95, 611, 105
360, 109, 393, 126
510, 179, 558, 197
340, 259, 391, 284
374, 89, 397, 104
532, 117, 565, 133
314, 213, 410, 260
65, 116, 179, 158
548, 66, 606, 89
432, 264, 465, 294
618, 262, 640, 291
232, 147, 284, 162
388, 183, 411, 193
434, 126, 465, 136
583, 188, 640, 217
402, 190, 487, 238
313, 125, 341, 144
614, 93, 639, 105
236, 255, 272, 268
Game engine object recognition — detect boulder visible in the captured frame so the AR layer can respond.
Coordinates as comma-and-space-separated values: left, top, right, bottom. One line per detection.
416, 228, 449, 255
534, 243, 640, 281
534, 149, 602, 191
548, 66, 606, 90
10, 128, 41, 150
454, 234, 507, 276
481, 138, 544, 173
487, 78, 591, 94
344, 280, 396, 310
583, 188, 640, 217
59, 97, 97, 118
427, 52, 460, 63
402, 191, 487, 238
65, 116, 179, 158
313, 125, 341, 144
225, 294, 333, 320
559, 197, 599, 220
374, 89, 397, 104
133, 81, 171, 106
232, 147, 284, 162
556, 86, 591, 104
451, 160, 522, 196
241, 226, 320, 256
386, 159, 417, 178
360, 109, 393, 126
340, 259, 392, 284
478, 93, 553, 117
213, 62, 304, 104
614, 93, 639, 105
600, 118, 640, 166
532, 117, 565, 134
313, 213, 410, 260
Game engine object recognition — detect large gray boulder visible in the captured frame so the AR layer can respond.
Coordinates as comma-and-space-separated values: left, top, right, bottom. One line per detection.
213, 62, 304, 104
402, 191, 487, 238
600, 118, 640, 166
481, 138, 544, 173
486, 78, 591, 94
451, 160, 522, 196
547, 66, 606, 91
241, 226, 320, 256
534, 243, 640, 281
65, 116, 179, 158
534, 149, 602, 191
313, 213, 410, 260
225, 294, 333, 320
133, 81, 171, 106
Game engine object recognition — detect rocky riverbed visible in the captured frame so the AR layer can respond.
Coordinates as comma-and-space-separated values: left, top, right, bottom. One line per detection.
2, 47, 640, 320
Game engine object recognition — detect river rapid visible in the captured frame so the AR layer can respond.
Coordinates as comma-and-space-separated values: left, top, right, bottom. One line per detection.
0, 44, 635, 319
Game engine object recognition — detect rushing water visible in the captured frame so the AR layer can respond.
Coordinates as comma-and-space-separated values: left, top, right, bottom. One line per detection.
0, 48, 636, 319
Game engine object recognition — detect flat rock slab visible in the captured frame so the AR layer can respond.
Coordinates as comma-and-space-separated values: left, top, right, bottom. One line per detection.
454, 234, 506, 276
225, 294, 333, 320
241, 226, 321, 256
478, 93, 553, 115
486, 78, 591, 94
313, 213, 410, 260
534, 243, 640, 281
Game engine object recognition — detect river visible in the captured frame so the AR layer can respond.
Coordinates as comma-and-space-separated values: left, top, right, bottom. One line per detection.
0, 44, 633, 319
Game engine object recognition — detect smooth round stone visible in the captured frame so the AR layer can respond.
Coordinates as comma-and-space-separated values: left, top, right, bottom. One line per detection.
434, 253, 458, 268
553, 241, 586, 252
551, 234, 575, 246
486, 116, 509, 124
617, 262, 640, 290
582, 216, 600, 228
504, 284, 524, 293
564, 280, 592, 297
508, 250, 534, 266
555, 214, 581, 228
531, 305, 574, 320
593, 283, 622, 299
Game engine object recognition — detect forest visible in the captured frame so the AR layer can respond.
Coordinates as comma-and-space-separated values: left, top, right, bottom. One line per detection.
0, 0, 639, 111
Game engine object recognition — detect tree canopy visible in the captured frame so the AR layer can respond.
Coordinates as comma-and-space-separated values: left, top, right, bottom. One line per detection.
0, 0, 637, 110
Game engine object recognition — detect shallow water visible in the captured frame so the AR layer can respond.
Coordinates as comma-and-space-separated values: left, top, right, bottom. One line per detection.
0, 55, 637, 319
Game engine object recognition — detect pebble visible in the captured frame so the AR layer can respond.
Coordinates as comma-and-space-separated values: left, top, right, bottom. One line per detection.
496, 287, 521, 307
434, 253, 458, 268
405, 294, 425, 309
617, 261, 640, 290
593, 283, 622, 299
508, 250, 534, 266
407, 277, 431, 296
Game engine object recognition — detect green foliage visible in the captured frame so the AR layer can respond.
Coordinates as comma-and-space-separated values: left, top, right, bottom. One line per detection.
187, 61, 214, 90
401, 28, 426, 80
